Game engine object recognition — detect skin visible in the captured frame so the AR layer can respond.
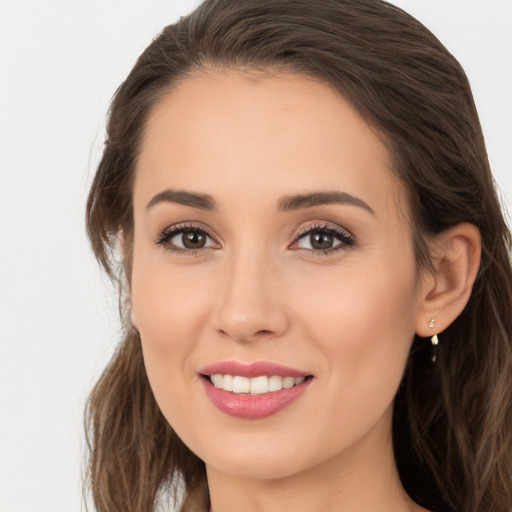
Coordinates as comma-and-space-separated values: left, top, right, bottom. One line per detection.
130, 70, 479, 512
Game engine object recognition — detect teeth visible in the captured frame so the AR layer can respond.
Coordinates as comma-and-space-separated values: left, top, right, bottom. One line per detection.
250, 376, 269, 395
283, 376, 295, 389
232, 376, 250, 393
211, 374, 223, 388
223, 374, 233, 392
210, 374, 307, 394
268, 375, 283, 392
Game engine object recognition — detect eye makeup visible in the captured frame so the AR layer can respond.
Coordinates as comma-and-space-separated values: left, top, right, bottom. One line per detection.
154, 219, 355, 257
155, 222, 220, 256
290, 222, 355, 255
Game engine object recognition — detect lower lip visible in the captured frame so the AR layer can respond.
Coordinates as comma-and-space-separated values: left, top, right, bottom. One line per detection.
201, 377, 312, 419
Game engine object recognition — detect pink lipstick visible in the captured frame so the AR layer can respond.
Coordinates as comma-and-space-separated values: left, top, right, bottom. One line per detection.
199, 361, 313, 419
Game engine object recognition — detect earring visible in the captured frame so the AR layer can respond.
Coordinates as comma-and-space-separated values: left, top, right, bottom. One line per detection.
428, 318, 439, 362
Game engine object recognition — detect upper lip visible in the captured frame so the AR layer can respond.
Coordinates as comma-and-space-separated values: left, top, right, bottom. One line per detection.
199, 360, 311, 378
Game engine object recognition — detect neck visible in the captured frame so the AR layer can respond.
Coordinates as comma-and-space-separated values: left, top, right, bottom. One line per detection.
206, 410, 424, 512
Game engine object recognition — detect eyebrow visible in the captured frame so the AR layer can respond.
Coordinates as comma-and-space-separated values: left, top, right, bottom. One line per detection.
278, 191, 374, 215
146, 188, 374, 215
146, 189, 216, 211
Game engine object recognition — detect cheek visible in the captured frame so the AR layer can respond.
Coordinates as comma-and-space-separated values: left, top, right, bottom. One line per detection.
293, 255, 419, 404
130, 255, 215, 416
132, 255, 213, 349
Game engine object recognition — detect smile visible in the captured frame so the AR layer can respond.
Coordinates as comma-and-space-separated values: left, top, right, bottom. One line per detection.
199, 361, 313, 419
209, 374, 306, 394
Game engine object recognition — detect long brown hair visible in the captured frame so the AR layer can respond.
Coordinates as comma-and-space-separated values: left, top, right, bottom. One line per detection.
85, 1, 512, 511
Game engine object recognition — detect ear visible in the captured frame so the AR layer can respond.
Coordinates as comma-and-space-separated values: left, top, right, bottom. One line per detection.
415, 223, 481, 337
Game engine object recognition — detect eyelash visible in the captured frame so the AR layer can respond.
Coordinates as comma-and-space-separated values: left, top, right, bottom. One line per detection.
155, 223, 218, 256
291, 223, 355, 255
155, 222, 355, 256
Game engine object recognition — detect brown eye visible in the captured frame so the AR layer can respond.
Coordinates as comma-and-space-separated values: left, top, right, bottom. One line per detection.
156, 225, 218, 253
292, 224, 354, 254
182, 231, 207, 249
310, 232, 334, 250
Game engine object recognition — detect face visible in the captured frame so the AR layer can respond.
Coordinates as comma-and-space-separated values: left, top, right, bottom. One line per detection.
131, 70, 425, 481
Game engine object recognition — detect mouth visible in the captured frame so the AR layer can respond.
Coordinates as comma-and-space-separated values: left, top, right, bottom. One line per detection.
198, 361, 314, 419
201, 373, 313, 395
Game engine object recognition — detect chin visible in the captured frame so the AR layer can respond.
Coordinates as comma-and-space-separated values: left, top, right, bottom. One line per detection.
190, 427, 332, 482
205, 451, 307, 481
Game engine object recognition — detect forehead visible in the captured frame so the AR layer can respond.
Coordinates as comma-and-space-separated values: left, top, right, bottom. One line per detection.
134, 69, 406, 222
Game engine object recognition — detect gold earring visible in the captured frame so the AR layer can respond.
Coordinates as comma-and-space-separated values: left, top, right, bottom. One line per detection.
428, 318, 439, 362
428, 318, 438, 345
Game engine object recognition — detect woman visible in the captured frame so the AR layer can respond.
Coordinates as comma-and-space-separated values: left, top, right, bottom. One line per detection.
84, 1, 512, 511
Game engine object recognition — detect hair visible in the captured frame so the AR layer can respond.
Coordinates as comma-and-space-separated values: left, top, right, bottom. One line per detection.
84, 1, 512, 511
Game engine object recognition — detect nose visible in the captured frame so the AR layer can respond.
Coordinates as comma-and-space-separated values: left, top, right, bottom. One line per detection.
211, 249, 289, 343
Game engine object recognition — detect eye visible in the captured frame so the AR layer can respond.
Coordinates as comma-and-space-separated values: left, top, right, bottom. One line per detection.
174, 230, 213, 250
291, 223, 354, 253
156, 224, 219, 253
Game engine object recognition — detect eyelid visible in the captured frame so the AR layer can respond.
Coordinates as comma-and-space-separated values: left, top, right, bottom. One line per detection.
289, 221, 355, 252
154, 220, 354, 255
155, 222, 220, 253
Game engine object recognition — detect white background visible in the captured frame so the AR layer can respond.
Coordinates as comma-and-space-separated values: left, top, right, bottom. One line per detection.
0, 1, 510, 511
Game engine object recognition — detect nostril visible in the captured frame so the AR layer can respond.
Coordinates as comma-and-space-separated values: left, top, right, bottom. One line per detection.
213, 297, 290, 343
